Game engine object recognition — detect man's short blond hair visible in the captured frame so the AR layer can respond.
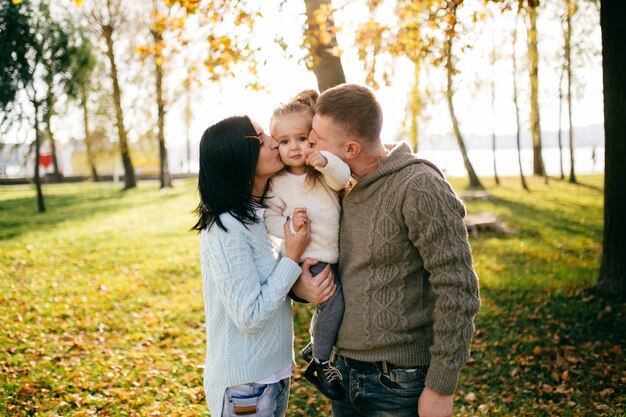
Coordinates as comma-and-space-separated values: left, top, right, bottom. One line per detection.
314, 84, 382, 144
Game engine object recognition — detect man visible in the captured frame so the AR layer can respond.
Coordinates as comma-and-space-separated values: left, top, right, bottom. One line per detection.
307, 83, 480, 417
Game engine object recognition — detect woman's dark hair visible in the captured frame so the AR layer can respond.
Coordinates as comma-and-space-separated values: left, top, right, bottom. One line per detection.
191, 115, 263, 233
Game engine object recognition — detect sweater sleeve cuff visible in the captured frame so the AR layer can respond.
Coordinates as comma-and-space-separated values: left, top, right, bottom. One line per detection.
276, 256, 302, 282
316, 151, 351, 189
424, 363, 461, 396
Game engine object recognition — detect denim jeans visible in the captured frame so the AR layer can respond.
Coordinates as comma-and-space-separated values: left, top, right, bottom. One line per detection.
330, 356, 428, 417
222, 378, 290, 417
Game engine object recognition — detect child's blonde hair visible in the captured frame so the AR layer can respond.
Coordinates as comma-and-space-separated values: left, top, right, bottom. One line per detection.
272, 89, 318, 120
271, 89, 321, 186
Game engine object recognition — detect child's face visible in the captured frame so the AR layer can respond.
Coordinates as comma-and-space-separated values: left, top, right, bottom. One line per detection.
271, 112, 313, 173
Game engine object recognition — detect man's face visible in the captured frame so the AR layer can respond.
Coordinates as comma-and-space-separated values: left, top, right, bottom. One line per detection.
309, 114, 346, 159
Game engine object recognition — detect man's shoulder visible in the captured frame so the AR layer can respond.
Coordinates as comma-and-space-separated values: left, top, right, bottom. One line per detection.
391, 157, 445, 182
385, 143, 444, 177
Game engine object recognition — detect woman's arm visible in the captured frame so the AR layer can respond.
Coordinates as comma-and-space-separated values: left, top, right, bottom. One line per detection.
203, 220, 310, 334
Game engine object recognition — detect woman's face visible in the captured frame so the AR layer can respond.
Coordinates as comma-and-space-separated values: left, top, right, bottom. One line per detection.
252, 120, 284, 179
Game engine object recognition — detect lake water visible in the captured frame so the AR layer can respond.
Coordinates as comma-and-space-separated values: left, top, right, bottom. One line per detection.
416, 146, 604, 178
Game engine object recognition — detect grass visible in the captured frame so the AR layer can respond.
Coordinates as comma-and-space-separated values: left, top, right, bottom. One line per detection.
0, 175, 624, 416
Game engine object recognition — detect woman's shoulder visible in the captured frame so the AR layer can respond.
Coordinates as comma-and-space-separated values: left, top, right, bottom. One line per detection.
202, 213, 252, 239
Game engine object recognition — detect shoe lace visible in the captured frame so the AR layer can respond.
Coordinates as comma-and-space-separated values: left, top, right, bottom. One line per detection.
323, 363, 343, 383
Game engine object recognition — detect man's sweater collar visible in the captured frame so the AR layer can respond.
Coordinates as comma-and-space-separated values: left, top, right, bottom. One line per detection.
355, 142, 418, 187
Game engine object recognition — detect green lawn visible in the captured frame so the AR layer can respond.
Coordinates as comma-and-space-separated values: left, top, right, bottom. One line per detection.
0, 175, 623, 416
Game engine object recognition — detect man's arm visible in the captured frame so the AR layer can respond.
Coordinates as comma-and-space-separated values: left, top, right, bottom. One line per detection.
418, 388, 454, 417
402, 167, 480, 403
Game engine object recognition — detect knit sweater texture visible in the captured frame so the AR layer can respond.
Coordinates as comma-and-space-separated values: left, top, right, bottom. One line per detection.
200, 213, 302, 416
335, 142, 480, 395
265, 151, 350, 263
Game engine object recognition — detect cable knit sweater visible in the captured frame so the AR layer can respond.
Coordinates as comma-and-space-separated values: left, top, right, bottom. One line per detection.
265, 151, 351, 263
200, 213, 302, 416
335, 142, 480, 395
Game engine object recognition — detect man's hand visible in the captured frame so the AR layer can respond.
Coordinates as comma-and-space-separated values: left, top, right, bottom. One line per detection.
418, 388, 453, 417
305, 150, 328, 169
291, 259, 336, 304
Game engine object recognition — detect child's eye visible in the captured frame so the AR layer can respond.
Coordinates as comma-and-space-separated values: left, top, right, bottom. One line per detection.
298, 136, 308, 142
280, 139, 289, 145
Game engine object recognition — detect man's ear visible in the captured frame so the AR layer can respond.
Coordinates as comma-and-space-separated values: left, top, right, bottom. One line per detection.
343, 140, 361, 161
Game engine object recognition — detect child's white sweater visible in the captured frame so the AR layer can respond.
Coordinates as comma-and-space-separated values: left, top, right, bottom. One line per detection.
264, 151, 351, 263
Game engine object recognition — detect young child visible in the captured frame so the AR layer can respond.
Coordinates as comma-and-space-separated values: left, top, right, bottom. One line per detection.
264, 90, 349, 400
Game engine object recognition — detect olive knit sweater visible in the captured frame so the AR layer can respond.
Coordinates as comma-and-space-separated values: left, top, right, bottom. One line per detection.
335, 142, 480, 395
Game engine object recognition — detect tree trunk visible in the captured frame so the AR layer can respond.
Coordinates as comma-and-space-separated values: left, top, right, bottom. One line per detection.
44, 92, 63, 182
184, 78, 192, 173
81, 84, 99, 181
527, 2, 546, 178
103, 23, 136, 190
304, 0, 346, 92
558, 66, 565, 180
490, 39, 499, 186
153, 30, 172, 189
445, 6, 483, 190
596, 0, 626, 302
513, 17, 529, 192
566, 0, 577, 183
408, 60, 421, 152
33, 99, 46, 213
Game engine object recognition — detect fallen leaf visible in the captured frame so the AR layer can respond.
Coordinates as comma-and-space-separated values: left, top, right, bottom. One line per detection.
464, 392, 477, 402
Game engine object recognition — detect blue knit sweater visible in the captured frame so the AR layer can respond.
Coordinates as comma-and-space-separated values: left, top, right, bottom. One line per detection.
200, 212, 301, 416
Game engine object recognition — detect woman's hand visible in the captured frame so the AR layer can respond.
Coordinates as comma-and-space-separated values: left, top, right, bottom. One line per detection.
283, 214, 310, 262
291, 259, 336, 304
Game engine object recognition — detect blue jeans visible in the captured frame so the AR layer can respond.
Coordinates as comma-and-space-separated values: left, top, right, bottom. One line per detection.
222, 378, 290, 417
331, 356, 429, 417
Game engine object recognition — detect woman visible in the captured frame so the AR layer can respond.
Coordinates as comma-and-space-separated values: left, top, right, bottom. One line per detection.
192, 115, 334, 417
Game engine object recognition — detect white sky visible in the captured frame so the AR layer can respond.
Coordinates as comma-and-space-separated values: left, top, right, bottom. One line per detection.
172, 0, 603, 150
12, 0, 602, 156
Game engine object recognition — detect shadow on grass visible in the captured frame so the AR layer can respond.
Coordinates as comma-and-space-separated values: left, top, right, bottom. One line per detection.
461, 287, 626, 415
549, 176, 604, 192
0, 182, 191, 241
479, 287, 625, 347
488, 196, 603, 239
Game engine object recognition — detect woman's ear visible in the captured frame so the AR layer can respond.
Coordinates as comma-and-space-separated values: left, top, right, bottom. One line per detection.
343, 141, 361, 161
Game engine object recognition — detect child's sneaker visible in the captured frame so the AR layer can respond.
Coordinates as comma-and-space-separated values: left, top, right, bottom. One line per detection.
303, 359, 344, 400
300, 342, 313, 363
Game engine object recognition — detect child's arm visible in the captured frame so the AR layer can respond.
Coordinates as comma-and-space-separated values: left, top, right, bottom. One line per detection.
307, 150, 351, 191
264, 193, 289, 239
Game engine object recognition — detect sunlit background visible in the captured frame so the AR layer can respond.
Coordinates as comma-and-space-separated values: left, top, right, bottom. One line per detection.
1, 0, 604, 179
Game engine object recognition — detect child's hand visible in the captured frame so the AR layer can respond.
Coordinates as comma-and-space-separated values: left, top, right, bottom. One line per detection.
305, 150, 327, 169
292, 207, 308, 231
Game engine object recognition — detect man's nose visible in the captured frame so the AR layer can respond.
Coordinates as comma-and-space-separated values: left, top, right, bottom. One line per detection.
308, 132, 317, 145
